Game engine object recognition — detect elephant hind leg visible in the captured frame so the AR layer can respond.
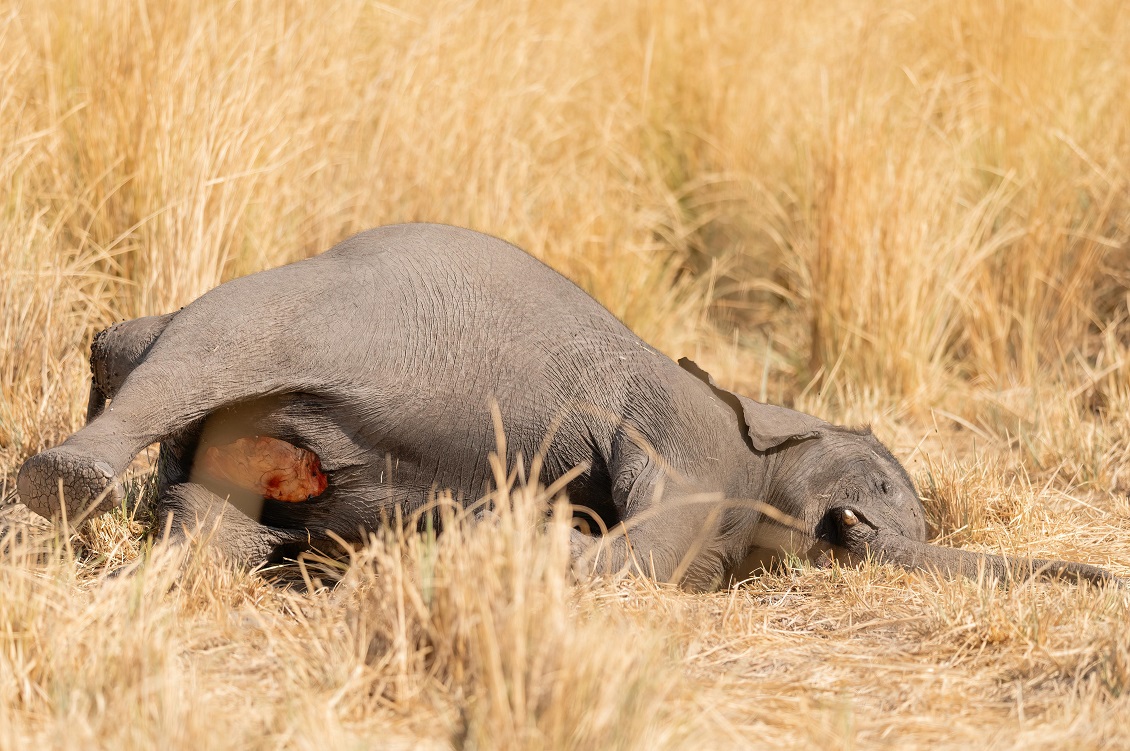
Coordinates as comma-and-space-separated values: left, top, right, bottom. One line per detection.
16, 448, 125, 521
87, 312, 178, 423
21, 303, 329, 523
157, 482, 320, 567
20, 313, 179, 520
17, 405, 157, 521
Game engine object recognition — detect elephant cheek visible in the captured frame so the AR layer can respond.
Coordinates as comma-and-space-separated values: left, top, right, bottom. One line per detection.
196, 436, 328, 502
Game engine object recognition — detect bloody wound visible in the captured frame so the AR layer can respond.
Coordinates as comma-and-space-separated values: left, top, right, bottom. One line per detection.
198, 436, 327, 502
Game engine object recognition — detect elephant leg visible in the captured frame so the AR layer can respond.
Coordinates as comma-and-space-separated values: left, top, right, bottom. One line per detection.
19, 314, 177, 521
20, 321, 317, 520
570, 491, 732, 591
156, 482, 319, 567
86, 312, 178, 423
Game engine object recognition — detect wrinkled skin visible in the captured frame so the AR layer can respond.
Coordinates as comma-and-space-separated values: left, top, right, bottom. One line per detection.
16, 224, 1121, 589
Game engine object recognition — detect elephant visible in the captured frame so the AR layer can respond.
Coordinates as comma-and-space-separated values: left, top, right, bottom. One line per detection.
15, 223, 1120, 590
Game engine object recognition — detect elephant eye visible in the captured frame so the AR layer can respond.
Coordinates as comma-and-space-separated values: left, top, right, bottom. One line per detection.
880, 479, 890, 494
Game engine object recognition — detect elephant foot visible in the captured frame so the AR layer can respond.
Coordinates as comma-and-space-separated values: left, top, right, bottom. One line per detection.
157, 482, 321, 567
16, 447, 124, 522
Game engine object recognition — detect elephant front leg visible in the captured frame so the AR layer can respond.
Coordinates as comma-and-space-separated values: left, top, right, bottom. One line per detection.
155, 482, 316, 567
569, 494, 730, 591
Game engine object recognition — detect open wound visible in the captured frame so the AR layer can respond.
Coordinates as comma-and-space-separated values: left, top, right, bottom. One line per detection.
197, 436, 327, 502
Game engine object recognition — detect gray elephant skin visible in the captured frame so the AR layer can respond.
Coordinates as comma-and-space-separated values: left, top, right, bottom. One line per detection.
15, 224, 1119, 589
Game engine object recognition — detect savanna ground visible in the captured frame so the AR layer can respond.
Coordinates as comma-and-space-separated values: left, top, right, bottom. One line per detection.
1, 0, 1129, 748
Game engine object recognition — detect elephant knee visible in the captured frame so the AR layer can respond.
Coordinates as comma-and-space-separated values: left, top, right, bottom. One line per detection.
156, 483, 275, 566
570, 528, 623, 578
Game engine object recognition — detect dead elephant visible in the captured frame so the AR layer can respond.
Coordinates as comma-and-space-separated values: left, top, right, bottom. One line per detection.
16, 223, 1121, 590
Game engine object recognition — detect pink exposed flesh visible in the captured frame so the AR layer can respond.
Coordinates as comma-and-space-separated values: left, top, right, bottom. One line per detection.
198, 436, 327, 502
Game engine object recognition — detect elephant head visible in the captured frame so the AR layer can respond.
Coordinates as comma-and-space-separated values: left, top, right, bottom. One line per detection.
678, 358, 1120, 587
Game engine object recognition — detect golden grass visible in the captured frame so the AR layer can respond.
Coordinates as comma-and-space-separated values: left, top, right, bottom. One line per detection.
1, 0, 1129, 747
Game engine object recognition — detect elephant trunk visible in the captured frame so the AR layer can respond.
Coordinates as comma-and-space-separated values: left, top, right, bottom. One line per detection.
834, 508, 1121, 587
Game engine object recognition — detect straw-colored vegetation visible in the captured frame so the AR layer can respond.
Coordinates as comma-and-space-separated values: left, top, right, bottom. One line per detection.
1, 0, 1129, 747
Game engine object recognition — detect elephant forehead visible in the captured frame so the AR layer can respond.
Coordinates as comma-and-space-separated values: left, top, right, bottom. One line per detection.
197, 436, 327, 502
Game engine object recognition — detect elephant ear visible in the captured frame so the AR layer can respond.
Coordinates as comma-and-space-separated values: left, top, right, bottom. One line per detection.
678, 357, 826, 451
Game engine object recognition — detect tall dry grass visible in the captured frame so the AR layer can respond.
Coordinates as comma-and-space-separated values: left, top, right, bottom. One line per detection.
0, 481, 691, 749
1, 0, 1129, 747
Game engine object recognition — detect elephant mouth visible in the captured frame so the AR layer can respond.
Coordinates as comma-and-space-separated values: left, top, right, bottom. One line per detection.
809, 506, 880, 565
195, 435, 328, 503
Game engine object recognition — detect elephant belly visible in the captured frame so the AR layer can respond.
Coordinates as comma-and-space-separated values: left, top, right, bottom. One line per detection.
169, 377, 620, 539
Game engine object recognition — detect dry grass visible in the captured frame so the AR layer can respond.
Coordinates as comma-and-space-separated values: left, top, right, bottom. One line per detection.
1, 0, 1129, 747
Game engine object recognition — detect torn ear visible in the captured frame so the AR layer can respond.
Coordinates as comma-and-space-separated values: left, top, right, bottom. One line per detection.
678, 357, 826, 451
